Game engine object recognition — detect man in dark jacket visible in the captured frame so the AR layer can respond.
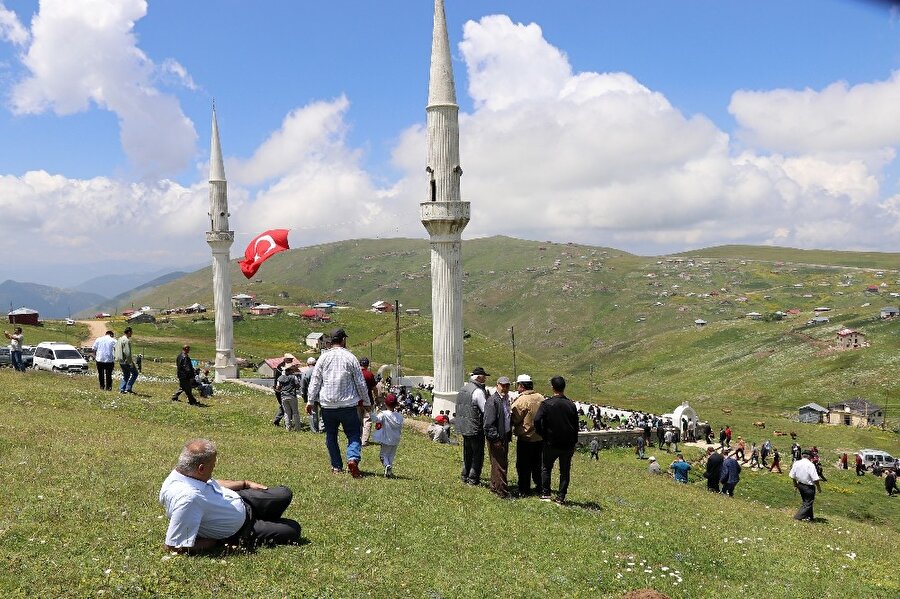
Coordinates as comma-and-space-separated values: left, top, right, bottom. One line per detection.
455, 367, 490, 485
704, 447, 724, 493
534, 376, 579, 504
483, 376, 512, 498
720, 450, 742, 496
170, 345, 198, 405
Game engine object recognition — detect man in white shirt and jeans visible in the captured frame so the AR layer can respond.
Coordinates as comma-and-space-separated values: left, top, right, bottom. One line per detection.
92, 330, 117, 391
159, 439, 300, 553
307, 328, 371, 477
789, 449, 822, 521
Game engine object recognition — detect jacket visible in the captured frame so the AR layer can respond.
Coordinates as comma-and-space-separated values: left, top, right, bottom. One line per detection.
483, 391, 511, 443
176, 352, 194, 380
115, 335, 133, 365
705, 452, 724, 481
720, 457, 741, 485
454, 381, 486, 437
510, 389, 545, 442
533, 394, 579, 450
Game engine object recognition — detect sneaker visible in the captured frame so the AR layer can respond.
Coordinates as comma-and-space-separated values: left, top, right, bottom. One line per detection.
540, 495, 552, 502
348, 460, 362, 478
331, 467, 343, 474
553, 497, 566, 506
385, 466, 393, 478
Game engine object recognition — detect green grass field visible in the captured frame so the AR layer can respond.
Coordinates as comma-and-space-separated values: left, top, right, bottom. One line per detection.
1, 365, 898, 598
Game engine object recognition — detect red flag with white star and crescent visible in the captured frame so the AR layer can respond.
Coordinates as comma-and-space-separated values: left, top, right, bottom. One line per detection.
238, 229, 290, 278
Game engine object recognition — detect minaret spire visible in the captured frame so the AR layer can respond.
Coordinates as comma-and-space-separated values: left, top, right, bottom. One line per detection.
206, 105, 237, 382
421, 0, 471, 416
428, 0, 457, 107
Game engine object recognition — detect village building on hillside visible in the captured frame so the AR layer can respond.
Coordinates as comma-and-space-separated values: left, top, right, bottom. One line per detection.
231, 293, 255, 309
746, 312, 762, 320
694, 319, 707, 327
866, 284, 879, 293
8, 306, 39, 325
311, 302, 335, 312
880, 306, 899, 319
798, 402, 829, 424
826, 398, 884, 428
301, 308, 330, 322
305, 332, 326, 351
807, 316, 830, 326
405, 308, 421, 316
835, 328, 867, 349
371, 300, 394, 313
256, 357, 283, 378
249, 304, 282, 316
126, 311, 156, 324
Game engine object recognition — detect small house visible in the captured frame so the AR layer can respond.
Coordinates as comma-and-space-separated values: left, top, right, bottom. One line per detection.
880, 306, 899, 319
121, 309, 136, 317
306, 332, 326, 350
126, 311, 156, 324
311, 302, 334, 313
301, 308, 330, 321
7, 306, 39, 326
866, 285, 879, 293
798, 403, 829, 424
694, 319, 707, 327
371, 300, 394, 313
826, 398, 884, 428
250, 304, 282, 316
746, 312, 762, 320
405, 308, 421, 316
256, 357, 284, 378
232, 293, 255, 309
835, 328, 866, 349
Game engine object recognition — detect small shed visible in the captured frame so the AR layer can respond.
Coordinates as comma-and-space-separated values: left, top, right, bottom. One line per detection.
8, 307, 39, 326
405, 308, 421, 316
126, 311, 156, 324
256, 358, 283, 378
306, 332, 326, 350
880, 306, 899, 319
372, 300, 394, 313
798, 402, 829, 424
250, 304, 282, 316
184, 303, 206, 313
694, 319, 707, 327
826, 398, 884, 428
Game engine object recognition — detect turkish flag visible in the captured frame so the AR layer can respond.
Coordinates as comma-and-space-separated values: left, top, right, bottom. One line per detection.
239, 229, 290, 278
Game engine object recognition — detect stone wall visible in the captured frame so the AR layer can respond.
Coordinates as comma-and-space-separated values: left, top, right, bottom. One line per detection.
577, 429, 644, 449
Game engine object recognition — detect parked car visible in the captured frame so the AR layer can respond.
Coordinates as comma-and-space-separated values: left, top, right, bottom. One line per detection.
0, 346, 35, 369
856, 449, 897, 471
32, 342, 88, 374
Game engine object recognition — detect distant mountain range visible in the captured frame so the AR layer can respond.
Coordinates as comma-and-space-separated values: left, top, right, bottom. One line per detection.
0, 280, 107, 319
72, 267, 195, 299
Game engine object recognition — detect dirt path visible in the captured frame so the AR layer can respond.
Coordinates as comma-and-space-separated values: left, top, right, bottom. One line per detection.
78, 320, 109, 345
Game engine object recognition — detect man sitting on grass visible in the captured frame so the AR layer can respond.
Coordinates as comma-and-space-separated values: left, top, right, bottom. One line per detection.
159, 439, 301, 553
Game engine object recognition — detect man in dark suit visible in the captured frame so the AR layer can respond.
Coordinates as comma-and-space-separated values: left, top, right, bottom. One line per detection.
171, 345, 198, 405
704, 447, 724, 493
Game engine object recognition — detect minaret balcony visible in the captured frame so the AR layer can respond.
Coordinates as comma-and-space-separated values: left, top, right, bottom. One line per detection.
420, 201, 470, 238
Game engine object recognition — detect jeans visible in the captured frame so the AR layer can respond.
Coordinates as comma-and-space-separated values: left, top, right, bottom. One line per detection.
308, 403, 321, 432
541, 444, 574, 501
96, 361, 114, 390
10, 350, 24, 372
119, 363, 138, 392
321, 406, 362, 470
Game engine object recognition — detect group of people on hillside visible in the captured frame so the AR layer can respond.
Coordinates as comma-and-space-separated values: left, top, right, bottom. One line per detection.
455, 368, 579, 505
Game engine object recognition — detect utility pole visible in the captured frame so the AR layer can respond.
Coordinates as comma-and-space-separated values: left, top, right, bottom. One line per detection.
590, 364, 594, 403
394, 300, 401, 383
509, 325, 517, 379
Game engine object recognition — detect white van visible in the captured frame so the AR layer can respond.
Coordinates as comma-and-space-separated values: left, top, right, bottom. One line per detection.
32, 342, 88, 374
857, 449, 897, 471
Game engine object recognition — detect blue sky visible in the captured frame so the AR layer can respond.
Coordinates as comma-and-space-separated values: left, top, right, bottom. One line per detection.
0, 0, 899, 285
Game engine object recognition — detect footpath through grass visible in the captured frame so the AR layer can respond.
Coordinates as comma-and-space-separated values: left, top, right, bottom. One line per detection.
0, 368, 897, 598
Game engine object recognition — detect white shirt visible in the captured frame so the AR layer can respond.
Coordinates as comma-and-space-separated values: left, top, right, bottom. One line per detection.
470, 376, 488, 412
158, 470, 246, 548
789, 458, 821, 486
8, 332, 22, 352
307, 346, 370, 409
371, 409, 404, 446
92, 335, 117, 363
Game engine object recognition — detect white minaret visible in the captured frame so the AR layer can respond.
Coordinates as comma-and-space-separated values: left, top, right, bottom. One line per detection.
421, 0, 470, 415
206, 107, 237, 382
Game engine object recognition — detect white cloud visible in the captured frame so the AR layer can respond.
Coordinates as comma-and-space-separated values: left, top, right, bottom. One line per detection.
9, 0, 196, 177
729, 72, 900, 154
0, 1, 28, 45
159, 58, 198, 91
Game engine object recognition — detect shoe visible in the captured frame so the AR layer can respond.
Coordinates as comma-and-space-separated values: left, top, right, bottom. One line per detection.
331, 467, 343, 474
171, 397, 179, 402
385, 466, 393, 478
540, 495, 552, 502
553, 497, 566, 506
348, 460, 362, 478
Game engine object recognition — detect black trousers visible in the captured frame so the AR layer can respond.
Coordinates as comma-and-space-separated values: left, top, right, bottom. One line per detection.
231, 486, 301, 547
541, 444, 574, 501
706, 477, 720, 493
794, 483, 816, 520
461, 434, 485, 484
515, 439, 543, 495
96, 361, 114, 390
172, 377, 197, 404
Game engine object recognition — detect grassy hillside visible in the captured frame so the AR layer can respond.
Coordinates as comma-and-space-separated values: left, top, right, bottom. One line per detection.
1, 367, 897, 598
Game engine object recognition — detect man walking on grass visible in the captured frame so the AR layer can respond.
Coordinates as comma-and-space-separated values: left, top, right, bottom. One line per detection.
92, 330, 116, 391
307, 329, 370, 477
534, 376, 578, 505
170, 345, 199, 405
115, 327, 138, 394
789, 449, 822, 521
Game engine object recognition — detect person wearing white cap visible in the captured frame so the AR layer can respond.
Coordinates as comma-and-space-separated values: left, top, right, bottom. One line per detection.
510, 374, 545, 496
272, 353, 296, 427
648, 456, 661, 475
